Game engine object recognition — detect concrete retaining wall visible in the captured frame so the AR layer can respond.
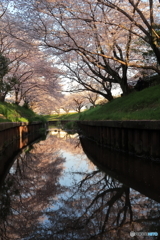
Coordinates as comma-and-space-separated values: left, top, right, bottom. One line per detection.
0, 122, 47, 150
77, 120, 160, 160
0, 122, 47, 183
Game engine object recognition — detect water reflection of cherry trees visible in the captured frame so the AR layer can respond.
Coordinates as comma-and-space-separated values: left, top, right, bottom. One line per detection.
0, 131, 160, 240
0, 135, 66, 240
43, 171, 160, 240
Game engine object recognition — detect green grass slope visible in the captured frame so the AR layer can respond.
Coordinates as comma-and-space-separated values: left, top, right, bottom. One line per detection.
0, 102, 46, 123
41, 84, 160, 122
79, 84, 160, 120
45, 112, 80, 121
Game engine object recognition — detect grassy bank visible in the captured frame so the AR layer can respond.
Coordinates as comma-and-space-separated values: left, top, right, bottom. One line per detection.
45, 112, 79, 121
80, 84, 160, 120
0, 102, 46, 123
49, 84, 160, 121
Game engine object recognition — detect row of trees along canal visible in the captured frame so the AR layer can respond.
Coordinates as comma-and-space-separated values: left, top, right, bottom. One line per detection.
0, 0, 160, 114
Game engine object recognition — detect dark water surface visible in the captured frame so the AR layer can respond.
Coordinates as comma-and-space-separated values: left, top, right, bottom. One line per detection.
0, 128, 160, 240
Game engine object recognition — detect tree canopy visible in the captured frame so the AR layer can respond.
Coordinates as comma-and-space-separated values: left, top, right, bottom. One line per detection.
0, 0, 159, 109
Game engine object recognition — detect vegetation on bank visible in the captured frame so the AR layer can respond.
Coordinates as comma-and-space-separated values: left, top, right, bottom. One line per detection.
47, 84, 160, 121
2, 83, 160, 124
79, 84, 160, 120
45, 112, 79, 121
0, 102, 46, 123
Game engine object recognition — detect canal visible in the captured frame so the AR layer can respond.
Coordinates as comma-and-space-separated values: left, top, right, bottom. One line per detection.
0, 126, 160, 240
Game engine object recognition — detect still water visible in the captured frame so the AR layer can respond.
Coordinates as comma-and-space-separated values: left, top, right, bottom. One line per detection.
0, 128, 160, 240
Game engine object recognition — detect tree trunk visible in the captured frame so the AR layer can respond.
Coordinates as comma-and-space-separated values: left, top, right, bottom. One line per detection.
150, 43, 160, 66
102, 89, 114, 101
0, 94, 5, 102
15, 92, 20, 105
121, 82, 132, 96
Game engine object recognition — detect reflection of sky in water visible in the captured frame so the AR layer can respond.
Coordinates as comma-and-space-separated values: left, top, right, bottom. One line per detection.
47, 146, 97, 213
59, 150, 96, 187
41, 139, 96, 229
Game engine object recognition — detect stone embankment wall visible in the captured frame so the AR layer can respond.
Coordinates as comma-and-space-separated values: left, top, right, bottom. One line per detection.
0, 122, 47, 183
77, 120, 160, 160
0, 122, 47, 150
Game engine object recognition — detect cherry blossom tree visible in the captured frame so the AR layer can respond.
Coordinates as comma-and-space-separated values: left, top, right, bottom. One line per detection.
97, 0, 160, 66
62, 92, 89, 113
4, 0, 160, 99
0, 7, 63, 106
59, 54, 114, 101
0, 0, 131, 97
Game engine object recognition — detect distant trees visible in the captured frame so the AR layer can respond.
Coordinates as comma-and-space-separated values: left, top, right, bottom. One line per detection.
0, 46, 62, 108
60, 91, 100, 114
12, 56, 62, 110
70, 95, 87, 113
83, 91, 99, 108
